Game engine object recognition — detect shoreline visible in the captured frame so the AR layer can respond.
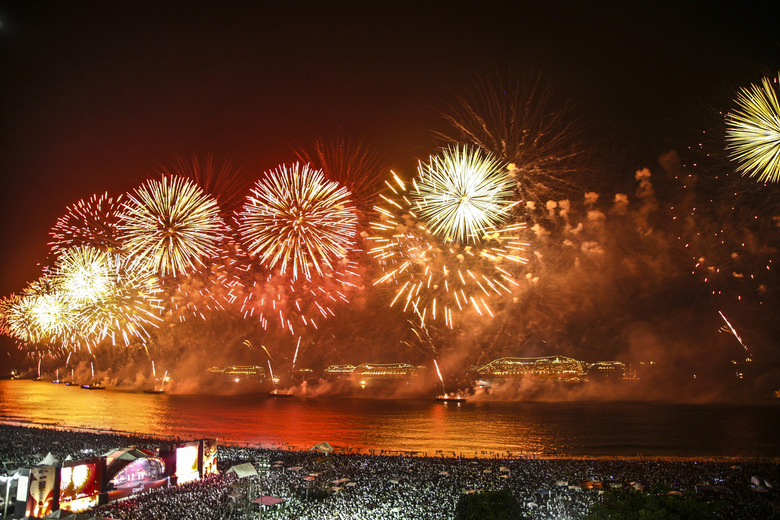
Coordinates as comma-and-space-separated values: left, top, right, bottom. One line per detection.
4, 418, 778, 464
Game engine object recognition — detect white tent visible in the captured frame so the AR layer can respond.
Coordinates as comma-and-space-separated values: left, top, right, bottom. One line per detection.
310, 442, 334, 454
227, 462, 258, 478
37, 452, 58, 466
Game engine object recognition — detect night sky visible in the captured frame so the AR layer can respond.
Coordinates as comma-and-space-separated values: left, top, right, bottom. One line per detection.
1, 1, 779, 385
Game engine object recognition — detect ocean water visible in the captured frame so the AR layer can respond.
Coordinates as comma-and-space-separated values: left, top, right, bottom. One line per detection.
1, 380, 778, 458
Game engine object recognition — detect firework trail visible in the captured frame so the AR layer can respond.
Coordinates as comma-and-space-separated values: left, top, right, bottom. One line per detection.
726, 73, 780, 183
292, 336, 302, 369
49, 192, 125, 255
369, 152, 528, 328
718, 310, 750, 354
237, 162, 358, 281
433, 358, 446, 395
119, 175, 225, 277
267, 359, 276, 386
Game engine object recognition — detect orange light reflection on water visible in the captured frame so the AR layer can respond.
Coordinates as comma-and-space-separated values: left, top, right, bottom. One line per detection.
0, 381, 553, 455
4, 381, 777, 458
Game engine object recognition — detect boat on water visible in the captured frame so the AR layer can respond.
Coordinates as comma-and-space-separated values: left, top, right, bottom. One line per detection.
435, 394, 467, 402
81, 383, 105, 390
143, 389, 165, 394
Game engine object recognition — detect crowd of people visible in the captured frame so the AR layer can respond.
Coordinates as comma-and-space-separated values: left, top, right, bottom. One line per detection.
1, 423, 778, 519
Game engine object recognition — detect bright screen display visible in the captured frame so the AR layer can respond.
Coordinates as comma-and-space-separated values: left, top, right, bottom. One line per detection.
59, 463, 98, 511
202, 439, 218, 477
60, 463, 96, 501
175, 444, 200, 484
110, 457, 165, 489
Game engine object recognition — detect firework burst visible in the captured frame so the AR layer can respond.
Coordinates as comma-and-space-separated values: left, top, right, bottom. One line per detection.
4, 277, 75, 346
369, 169, 528, 328
49, 192, 125, 254
414, 145, 515, 243
237, 162, 358, 281
0, 293, 34, 343
119, 175, 225, 277
54, 246, 114, 304
435, 72, 585, 204
75, 259, 163, 348
726, 73, 780, 183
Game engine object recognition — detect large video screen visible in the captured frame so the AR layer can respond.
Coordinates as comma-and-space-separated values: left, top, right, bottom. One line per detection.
59, 463, 98, 512
201, 438, 218, 477
110, 457, 166, 489
175, 443, 200, 484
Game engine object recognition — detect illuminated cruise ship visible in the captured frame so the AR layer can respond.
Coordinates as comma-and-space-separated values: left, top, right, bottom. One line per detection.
475, 356, 586, 380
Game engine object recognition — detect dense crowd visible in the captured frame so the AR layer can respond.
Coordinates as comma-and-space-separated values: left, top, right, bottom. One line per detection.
1, 424, 779, 519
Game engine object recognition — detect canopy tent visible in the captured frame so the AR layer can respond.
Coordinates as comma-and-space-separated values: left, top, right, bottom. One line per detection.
102, 448, 153, 467
227, 463, 258, 478
37, 452, 58, 466
101, 447, 157, 482
310, 442, 334, 454
254, 496, 285, 506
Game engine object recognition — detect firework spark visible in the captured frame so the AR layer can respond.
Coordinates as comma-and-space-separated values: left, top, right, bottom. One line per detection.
237, 162, 358, 280
369, 171, 528, 328
49, 192, 125, 254
119, 176, 225, 277
726, 73, 780, 183
414, 145, 515, 243
229, 250, 361, 335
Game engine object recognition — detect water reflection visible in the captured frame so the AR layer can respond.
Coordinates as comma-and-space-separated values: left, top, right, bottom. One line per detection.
1, 381, 779, 458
